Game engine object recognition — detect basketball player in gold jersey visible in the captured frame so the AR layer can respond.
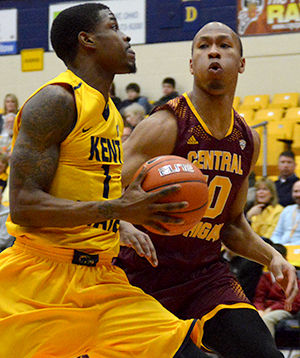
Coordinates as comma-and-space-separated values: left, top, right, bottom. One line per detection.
0, 4, 207, 358
116, 22, 299, 358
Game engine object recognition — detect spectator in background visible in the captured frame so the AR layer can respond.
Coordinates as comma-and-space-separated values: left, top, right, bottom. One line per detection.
271, 180, 300, 245
245, 171, 256, 213
0, 152, 9, 194
275, 151, 299, 207
123, 103, 145, 130
253, 243, 300, 337
246, 177, 283, 239
121, 124, 133, 143
0, 93, 18, 134
120, 83, 152, 114
222, 245, 264, 302
109, 82, 122, 110
154, 77, 179, 107
0, 189, 14, 252
0, 112, 15, 153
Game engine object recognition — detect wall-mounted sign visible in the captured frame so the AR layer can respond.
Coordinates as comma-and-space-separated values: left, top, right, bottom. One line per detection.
237, 0, 300, 36
48, 0, 146, 51
0, 8, 17, 55
21, 48, 44, 72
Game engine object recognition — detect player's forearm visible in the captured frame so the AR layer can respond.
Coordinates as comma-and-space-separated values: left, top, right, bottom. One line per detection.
222, 214, 281, 267
10, 189, 120, 227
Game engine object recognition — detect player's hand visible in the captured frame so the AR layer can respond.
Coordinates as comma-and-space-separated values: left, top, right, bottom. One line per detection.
119, 221, 158, 267
115, 167, 187, 234
269, 254, 298, 310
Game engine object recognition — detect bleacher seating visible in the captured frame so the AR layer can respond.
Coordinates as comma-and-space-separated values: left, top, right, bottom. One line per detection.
268, 92, 299, 110
238, 94, 270, 111
237, 92, 300, 176
254, 108, 284, 123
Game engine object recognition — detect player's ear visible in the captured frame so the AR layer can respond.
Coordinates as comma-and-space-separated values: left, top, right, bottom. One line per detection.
189, 59, 194, 75
239, 57, 245, 74
78, 31, 96, 49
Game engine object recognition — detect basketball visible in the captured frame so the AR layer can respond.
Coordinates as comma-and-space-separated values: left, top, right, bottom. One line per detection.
134, 155, 209, 235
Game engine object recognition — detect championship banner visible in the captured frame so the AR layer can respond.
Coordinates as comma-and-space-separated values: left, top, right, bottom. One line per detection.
237, 0, 300, 36
48, 0, 145, 50
0, 8, 17, 55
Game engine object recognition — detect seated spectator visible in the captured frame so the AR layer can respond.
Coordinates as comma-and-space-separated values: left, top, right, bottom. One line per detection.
110, 82, 122, 110
0, 112, 15, 153
0, 93, 18, 133
154, 77, 179, 106
246, 177, 283, 239
123, 103, 145, 130
275, 151, 299, 207
222, 245, 263, 302
0, 190, 14, 252
120, 83, 152, 114
253, 243, 300, 337
0, 152, 9, 194
271, 180, 300, 245
245, 171, 256, 213
121, 124, 133, 143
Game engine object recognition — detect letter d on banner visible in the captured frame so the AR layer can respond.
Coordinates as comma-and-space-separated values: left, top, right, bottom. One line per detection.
185, 6, 198, 22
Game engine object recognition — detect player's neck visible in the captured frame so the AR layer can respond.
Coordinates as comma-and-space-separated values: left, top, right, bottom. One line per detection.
68, 62, 114, 102
189, 87, 234, 139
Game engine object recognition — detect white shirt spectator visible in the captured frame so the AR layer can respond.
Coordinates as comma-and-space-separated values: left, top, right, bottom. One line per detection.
271, 204, 300, 245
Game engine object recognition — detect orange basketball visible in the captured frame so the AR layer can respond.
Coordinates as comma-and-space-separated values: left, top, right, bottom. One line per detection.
134, 155, 209, 235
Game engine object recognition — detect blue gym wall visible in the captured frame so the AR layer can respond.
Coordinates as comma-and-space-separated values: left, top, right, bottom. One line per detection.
0, 0, 237, 53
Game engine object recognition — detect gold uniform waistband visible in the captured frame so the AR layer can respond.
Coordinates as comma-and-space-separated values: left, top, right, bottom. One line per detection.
14, 236, 113, 267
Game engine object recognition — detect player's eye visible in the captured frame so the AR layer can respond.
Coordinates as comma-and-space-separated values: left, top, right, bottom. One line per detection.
199, 44, 208, 49
111, 24, 119, 31
221, 43, 231, 48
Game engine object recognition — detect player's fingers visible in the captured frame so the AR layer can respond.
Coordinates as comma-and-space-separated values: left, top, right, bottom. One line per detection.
126, 237, 145, 257
149, 214, 184, 224
284, 270, 298, 300
132, 166, 147, 187
285, 283, 298, 307
149, 184, 182, 200
146, 221, 169, 235
150, 202, 188, 212
143, 235, 158, 267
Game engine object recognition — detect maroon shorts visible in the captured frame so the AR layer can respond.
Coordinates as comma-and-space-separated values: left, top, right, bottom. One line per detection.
117, 257, 253, 320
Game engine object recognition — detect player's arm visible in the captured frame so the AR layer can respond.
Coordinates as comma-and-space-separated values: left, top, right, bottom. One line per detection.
121, 109, 178, 187
10, 86, 185, 231
222, 129, 298, 307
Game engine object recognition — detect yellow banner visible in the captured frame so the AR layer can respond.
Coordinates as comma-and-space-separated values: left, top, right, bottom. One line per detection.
237, 0, 300, 36
21, 48, 44, 72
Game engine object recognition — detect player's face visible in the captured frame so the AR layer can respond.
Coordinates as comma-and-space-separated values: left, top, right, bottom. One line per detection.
278, 156, 296, 178
256, 184, 272, 204
89, 9, 136, 74
292, 181, 300, 206
190, 24, 245, 95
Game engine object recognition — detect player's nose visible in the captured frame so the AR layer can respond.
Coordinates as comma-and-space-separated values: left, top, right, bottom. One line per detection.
208, 44, 221, 58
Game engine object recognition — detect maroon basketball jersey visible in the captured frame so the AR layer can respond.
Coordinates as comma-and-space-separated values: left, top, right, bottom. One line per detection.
119, 93, 254, 271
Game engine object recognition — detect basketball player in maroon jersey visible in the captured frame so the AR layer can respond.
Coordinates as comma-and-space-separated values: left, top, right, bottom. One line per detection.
115, 22, 298, 358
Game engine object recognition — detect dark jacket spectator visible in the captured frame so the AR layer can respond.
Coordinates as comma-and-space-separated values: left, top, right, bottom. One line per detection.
275, 151, 299, 207
154, 77, 179, 107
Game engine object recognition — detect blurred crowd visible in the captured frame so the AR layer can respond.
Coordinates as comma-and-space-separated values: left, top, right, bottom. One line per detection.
1, 80, 300, 346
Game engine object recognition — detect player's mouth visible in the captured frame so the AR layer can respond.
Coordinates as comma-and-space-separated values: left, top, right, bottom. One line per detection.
208, 62, 223, 73
127, 47, 136, 59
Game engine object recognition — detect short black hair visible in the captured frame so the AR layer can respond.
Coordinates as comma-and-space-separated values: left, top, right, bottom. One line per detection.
279, 151, 295, 160
162, 77, 176, 88
51, 3, 109, 65
126, 83, 140, 93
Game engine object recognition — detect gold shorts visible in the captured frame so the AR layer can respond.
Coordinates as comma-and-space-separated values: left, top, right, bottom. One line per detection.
0, 238, 200, 358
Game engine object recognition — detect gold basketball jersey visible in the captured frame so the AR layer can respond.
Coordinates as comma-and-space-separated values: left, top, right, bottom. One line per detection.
7, 70, 124, 256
